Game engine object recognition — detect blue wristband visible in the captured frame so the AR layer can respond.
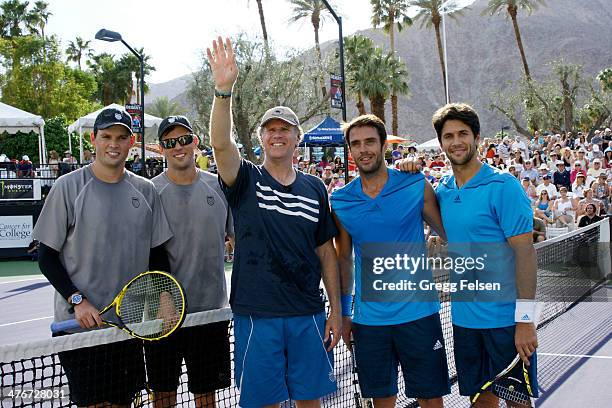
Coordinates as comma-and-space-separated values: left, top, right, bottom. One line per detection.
341, 294, 353, 317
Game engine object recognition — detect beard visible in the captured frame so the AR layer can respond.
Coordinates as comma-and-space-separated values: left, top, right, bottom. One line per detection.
356, 152, 385, 176
447, 142, 477, 166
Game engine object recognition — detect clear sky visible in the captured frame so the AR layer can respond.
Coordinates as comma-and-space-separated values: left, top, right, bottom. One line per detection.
44, 0, 475, 84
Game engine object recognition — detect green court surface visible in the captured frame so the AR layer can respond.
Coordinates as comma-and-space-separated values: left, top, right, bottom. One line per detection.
0, 260, 42, 279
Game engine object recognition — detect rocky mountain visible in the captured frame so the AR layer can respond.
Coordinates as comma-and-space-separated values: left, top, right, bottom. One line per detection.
148, 0, 612, 142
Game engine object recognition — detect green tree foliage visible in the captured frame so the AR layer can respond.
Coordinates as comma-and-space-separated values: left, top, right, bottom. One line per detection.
288, 0, 333, 98
490, 61, 611, 135
187, 36, 331, 161
65, 36, 90, 70
596, 68, 612, 93
87, 49, 155, 106
0, 130, 38, 162
344, 34, 410, 123
371, 0, 412, 135
145, 96, 186, 119
0, 34, 99, 120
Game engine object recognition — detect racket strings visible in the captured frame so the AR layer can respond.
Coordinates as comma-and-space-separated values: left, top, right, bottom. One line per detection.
493, 383, 531, 404
119, 273, 184, 339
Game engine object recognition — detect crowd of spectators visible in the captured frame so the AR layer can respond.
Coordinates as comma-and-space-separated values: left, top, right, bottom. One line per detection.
3, 126, 611, 242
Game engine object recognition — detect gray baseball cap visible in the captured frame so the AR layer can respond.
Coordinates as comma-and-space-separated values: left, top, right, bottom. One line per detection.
260, 106, 300, 127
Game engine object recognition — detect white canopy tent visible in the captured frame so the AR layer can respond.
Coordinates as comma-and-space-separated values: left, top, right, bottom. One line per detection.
417, 137, 441, 151
0, 102, 46, 164
67, 103, 163, 162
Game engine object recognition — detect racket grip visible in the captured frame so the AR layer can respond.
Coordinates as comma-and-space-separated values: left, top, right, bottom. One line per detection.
50, 319, 80, 333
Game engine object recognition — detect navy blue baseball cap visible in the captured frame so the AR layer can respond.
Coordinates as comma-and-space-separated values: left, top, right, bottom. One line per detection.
93, 108, 133, 134
158, 115, 194, 140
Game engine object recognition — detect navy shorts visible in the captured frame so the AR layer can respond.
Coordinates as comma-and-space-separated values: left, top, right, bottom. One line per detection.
352, 313, 451, 399
234, 312, 336, 407
144, 320, 231, 394
453, 325, 539, 398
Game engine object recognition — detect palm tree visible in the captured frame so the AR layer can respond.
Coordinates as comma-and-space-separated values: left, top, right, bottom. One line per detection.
0, 0, 30, 38
66, 37, 91, 70
288, 0, 333, 97
483, 0, 546, 81
146, 96, 186, 118
29, 0, 51, 40
410, 0, 464, 103
344, 35, 375, 115
256, 0, 269, 51
371, 0, 412, 135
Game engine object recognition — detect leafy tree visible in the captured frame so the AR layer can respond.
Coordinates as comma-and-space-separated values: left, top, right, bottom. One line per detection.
187, 36, 331, 161
65, 36, 90, 70
88, 49, 154, 105
29, 0, 50, 40
0, 35, 99, 120
145, 96, 186, 118
0, 0, 31, 38
344, 35, 374, 115
596, 68, 612, 93
288, 0, 333, 97
483, 0, 546, 81
371, 0, 412, 134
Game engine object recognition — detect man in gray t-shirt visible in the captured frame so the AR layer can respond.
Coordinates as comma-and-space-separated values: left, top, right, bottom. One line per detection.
144, 115, 233, 407
33, 108, 173, 407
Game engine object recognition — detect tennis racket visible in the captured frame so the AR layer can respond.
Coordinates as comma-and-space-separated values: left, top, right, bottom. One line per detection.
50, 270, 186, 341
470, 354, 535, 407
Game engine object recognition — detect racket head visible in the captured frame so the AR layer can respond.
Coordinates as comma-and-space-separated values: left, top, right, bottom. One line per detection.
471, 355, 534, 407
115, 270, 186, 340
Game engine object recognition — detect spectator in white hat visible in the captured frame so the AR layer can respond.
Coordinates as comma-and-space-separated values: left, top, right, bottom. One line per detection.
587, 159, 604, 178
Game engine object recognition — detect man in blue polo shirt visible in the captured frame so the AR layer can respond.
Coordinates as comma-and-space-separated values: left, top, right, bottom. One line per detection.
207, 37, 341, 407
401, 103, 538, 407
331, 114, 450, 408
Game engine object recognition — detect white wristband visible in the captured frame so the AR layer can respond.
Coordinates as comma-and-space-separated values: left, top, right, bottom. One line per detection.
515, 299, 540, 323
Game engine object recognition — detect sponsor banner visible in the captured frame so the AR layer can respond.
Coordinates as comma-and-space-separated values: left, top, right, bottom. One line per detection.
330, 74, 343, 109
0, 215, 33, 248
125, 103, 143, 134
0, 179, 34, 200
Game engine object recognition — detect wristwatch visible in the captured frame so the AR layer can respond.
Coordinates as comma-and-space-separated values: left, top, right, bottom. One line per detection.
69, 293, 85, 306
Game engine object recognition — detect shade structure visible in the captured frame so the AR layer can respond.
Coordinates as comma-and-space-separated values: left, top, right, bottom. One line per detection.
299, 116, 344, 147
67, 103, 163, 162
0, 102, 46, 164
386, 135, 413, 144
417, 137, 441, 151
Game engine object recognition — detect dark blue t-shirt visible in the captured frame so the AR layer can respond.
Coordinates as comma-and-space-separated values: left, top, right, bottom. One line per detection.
220, 160, 338, 317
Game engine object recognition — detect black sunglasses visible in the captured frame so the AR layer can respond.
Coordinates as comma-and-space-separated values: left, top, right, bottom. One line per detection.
159, 134, 194, 149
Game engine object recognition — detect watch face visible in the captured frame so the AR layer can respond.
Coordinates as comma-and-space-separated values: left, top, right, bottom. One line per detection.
72, 294, 83, 305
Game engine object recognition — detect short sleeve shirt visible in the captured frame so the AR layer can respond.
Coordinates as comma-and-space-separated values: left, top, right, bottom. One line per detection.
220, 160, 337, 317
153, 170, 232, 313
33, 166, 172, 324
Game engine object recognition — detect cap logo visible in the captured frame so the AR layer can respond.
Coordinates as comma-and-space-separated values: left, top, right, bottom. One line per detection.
168, 117, 175, 123
114, 113, 122, 120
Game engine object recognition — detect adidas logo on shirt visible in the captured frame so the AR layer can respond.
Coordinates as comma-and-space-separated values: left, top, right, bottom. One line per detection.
521, 314, 530, 321
433, 340, 443, 350
453, 195, 461, 203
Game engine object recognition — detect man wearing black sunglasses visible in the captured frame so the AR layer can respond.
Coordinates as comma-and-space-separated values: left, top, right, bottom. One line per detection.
144, 115, 234, 408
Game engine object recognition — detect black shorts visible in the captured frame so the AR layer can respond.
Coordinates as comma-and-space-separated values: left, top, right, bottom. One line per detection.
352, 313, 450, 399
144, 320, 231, 394
55, 334, 145, 406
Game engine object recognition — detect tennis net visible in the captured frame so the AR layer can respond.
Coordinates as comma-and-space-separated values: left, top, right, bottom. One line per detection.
1, 219, 609, 407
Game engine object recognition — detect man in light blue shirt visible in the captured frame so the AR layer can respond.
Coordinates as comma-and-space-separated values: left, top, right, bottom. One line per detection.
332, 115, 449, 408
401, 103, 538, 407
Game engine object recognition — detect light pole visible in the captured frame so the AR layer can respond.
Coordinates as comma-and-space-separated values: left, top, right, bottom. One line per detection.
95, 28, 146, 177
501, 125, 510, 139
321, 0, 349, 183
